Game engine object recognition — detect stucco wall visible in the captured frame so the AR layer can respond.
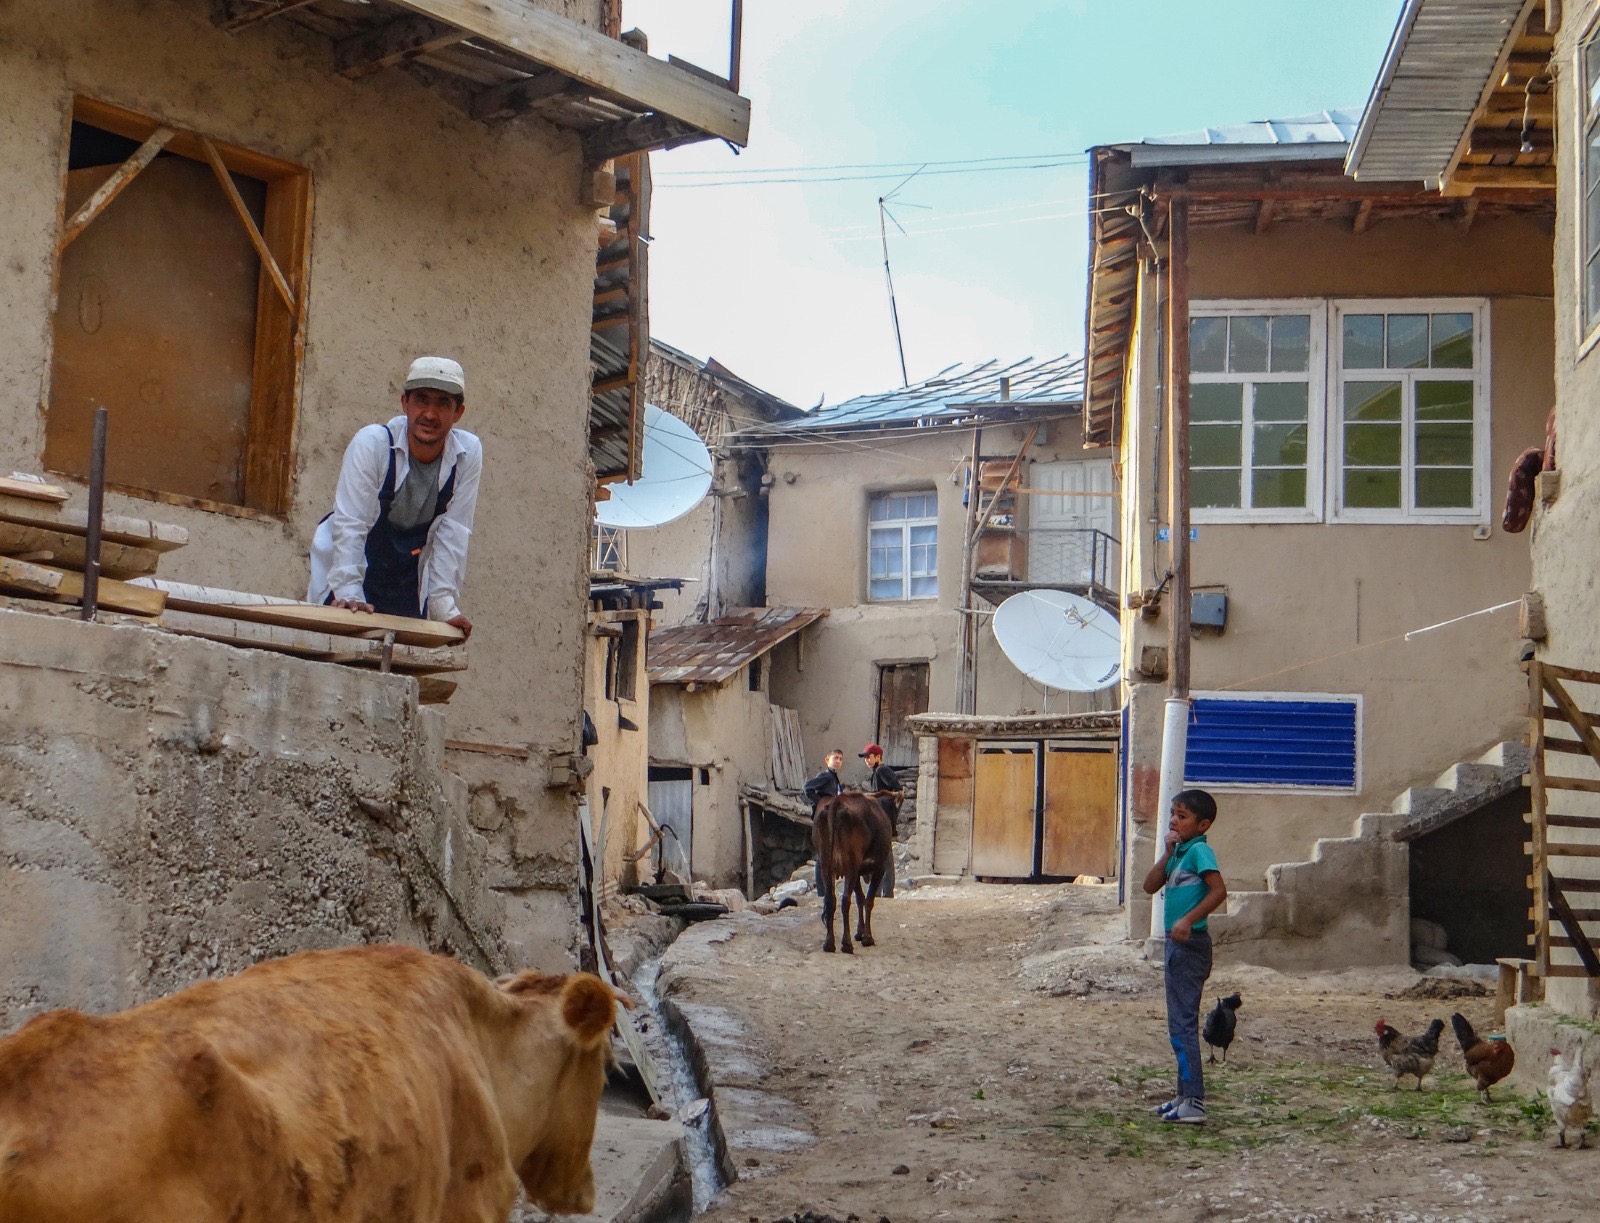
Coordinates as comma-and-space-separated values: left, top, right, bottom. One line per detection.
1119, 213, 1553, 916
584, 608, 651, 894
0, 610, 510, 1030
0, 0, 601, 964
765, 420, 1118, 770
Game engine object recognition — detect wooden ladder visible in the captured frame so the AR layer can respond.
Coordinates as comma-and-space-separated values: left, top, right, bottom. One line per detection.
1528, 661, 1600, 978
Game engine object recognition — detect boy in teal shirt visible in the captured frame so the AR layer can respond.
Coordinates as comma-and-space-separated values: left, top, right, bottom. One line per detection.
1141, 789, 1228, 1124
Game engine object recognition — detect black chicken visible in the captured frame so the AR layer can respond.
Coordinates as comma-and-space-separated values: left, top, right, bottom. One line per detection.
1376, 1018, 1446, 1090
1202, 993, 1242, 1064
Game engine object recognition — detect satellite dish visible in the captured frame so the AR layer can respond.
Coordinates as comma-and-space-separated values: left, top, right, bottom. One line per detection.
595, 405, 713, 529
992, 590, 1121, 692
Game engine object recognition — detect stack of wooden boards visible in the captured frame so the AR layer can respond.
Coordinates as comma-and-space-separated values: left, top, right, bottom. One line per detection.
0, 476, 466, 701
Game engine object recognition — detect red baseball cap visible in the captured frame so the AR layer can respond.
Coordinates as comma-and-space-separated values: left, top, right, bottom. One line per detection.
859, 743, 883, 757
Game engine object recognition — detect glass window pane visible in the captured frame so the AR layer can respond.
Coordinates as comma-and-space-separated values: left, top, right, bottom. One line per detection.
1589, 131, 1600, 191
908, 574, 937, 598
1192, 468, 1241, 509
1416, 380, 1473, 420
1345, 380, 1402, 421
1416, 422, 1474, 466
1344, 423, 1402, 467
870, 578, 903, 600
909, 524, 936, 546
1190, 317, 1227, 373
1253, 422, 1308, 467
1343, 314, 1385, 368
1386, 313, 1429, 369
1429, 313, 1473, 368
1190, 423, 1242, 467
1589, 254, 1600, 328
1588, 40, 1600, 108
1269, 315, 1310, 373
869, 496, 895, 522
1415, 468, 1473, 509
1227, 315, 1270, 373
1251, 468, 1307, 509
1345, 468, 1401, 509
1254, 382, 1308, 422
1190, 382, 1243, 422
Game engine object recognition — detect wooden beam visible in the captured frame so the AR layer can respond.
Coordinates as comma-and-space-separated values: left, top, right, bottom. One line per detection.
1544, 671, 1600, 765
382, 0, 749, 145
582, 113, 697, 165
0, 558, 166, 615
1458, 197, 1481, 233
1549, 872, 1600, 975
58, 127, 175, 252
0, 523, 158, 580
335, 14, 468, 79
592, 373, 633, 395
1352, 198, 1374, 234
469, 70, 573, 120
0, 494, 187, 551
197, 136, 298, 317
1444, 164, 1556, 192
1252, 198, 1274, 235
211, 0, 322, 31
1469, 128, 1554, 155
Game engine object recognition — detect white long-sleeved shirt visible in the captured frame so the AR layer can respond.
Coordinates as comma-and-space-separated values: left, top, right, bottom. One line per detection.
307, 416, 482, 621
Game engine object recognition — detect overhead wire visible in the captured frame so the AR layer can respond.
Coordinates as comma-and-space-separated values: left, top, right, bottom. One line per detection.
655, 149, 1092, 178
651, 158, 1089, 188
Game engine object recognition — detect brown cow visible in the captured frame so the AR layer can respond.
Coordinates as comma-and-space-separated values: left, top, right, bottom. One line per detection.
0, 944, 628, 1222
813, 792, 893, 954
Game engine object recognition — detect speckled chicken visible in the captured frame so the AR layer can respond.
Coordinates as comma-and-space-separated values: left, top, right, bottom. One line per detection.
1548, 1047, 1592, 1149
1375, 1017, 1444, 1091
1450, 1013, 1514, 1102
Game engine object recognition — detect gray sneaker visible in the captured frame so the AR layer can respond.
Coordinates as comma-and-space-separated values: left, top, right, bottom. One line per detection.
1163, 1097, 1207, 1124
1148, 1096, 1182, 1117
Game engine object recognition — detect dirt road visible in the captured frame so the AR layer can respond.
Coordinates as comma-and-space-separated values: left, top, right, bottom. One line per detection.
645, 881, 1592, 1223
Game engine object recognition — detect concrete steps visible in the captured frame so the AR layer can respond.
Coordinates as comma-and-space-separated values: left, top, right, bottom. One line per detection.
1210, 740, 1529, 970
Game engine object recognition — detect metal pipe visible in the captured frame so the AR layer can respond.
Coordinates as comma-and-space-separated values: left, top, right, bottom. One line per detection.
1167, 196, 1192, 700
1148, 695, 1191, 942
81, 406, 108, 621
728, 0, 743, 93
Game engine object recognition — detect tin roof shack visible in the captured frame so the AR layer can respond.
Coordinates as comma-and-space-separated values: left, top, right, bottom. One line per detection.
647, 607, 828, 890
0, 0, 751, 1002
908, 712, 1120, 883
1089, 102, 1552, 967
603, 341, 803, 626
748, 357, 1120, 785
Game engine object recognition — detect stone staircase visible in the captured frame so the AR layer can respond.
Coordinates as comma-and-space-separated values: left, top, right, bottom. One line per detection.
1209, 740, 1530, 970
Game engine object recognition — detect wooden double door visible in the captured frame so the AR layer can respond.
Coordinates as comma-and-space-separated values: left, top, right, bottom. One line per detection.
970, 739, 1117, 880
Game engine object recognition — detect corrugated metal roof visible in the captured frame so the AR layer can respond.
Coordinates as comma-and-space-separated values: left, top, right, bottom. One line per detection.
1345, 0, 1526, 183
648, 606, 828, 686
739, 354, 1082, 437
1129, 108, 1364, 165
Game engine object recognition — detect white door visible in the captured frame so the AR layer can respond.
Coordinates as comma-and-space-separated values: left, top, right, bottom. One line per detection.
1029, 460, 1118, 589
646, 778, 693, 879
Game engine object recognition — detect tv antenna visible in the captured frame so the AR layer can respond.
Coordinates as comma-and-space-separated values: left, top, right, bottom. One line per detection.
877, 165, 929, 387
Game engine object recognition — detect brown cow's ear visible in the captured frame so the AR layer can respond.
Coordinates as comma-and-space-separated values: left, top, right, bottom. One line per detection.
560, 974, 622, 1043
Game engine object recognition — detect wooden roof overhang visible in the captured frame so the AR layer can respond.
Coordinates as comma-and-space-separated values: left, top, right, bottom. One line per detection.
212, 0, 751, 164
1081, 152, 1554, 447
1347, 0, 1555, 196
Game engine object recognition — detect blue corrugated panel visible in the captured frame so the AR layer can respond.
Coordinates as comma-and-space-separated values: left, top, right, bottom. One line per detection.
1184, 698, 1358, 789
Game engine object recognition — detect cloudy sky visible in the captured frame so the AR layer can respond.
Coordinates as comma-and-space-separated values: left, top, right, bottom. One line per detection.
623, 1, 1404, 409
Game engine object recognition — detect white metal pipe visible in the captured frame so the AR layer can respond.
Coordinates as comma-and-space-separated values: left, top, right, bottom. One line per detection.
1148, 695, 1191, 943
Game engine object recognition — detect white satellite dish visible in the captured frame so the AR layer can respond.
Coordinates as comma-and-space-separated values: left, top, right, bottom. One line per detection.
992, 590, 1121, 692
595, 404, 713, 529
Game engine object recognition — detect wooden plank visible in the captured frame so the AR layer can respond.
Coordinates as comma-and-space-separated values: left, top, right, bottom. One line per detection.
582, 114, 697, 165
1547, 811, 1600, 827
1544, 662, 1600, 686
417, 677, 458, 704
1547, 874, 1600, 893
212, 0, 322, 31
1544, 775, 1600, 794
201, 601, 464, 648
1539, 843, 1600, 858
197, 136, 297, 317
1545, 736, 1591, 755
1531, 661, 1551, 975
444, 739, 531, 759
0, 523, 159, 580
1544, 672, 1600, 766
57, 127, 175, 252
335, 14, 468, 78
0, 476, 67, 503
382, 0, 749, 145
1544, 703, 1600, 725
1040, 743, 1117, 878
158, 606, 465, 674
970, 744, 1037, 877
469, 70, 573, 120
1352, 198, 1374, 234
1548, 872, 1600, 975
0, 493, 187, 551
134, 578, 300, 609
0, 558, 165, 615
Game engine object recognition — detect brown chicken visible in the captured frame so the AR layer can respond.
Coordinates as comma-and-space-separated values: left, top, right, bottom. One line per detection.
1375, 1017, 1445, 1090
1451, 1012, 1515, 1102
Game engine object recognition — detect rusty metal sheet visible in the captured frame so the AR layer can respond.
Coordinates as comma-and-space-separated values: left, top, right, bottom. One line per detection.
648, 606, 828, 687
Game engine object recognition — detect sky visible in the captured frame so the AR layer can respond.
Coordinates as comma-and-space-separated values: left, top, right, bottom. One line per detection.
623, 1, 1405, 410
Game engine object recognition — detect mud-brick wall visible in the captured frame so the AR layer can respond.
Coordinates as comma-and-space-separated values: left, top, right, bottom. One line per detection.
0, 610, 505, 1031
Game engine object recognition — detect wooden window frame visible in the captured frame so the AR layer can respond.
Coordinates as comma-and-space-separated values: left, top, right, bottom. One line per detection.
49, 97, 312, 518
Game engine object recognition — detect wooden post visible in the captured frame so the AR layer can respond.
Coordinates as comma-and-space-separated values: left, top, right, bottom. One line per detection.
955, 427, 983, 714
1530, 660, 1549, 974
81, 407, 108, 622
1167, 196, 1192, 700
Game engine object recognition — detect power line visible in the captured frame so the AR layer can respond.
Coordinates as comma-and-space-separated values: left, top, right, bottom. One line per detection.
655, 150, 1092, 178
653, 158, 1089, 189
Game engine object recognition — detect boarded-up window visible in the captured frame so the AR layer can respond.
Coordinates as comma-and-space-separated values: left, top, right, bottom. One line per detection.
46, 99, 310, 514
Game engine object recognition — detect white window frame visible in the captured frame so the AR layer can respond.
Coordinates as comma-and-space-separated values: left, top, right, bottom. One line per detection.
1189, 299, 1326, 525
1328, 298, 1490, 526
867, 489, 939, 602
1578, 18, 1600, 354
1185, 690, 1363, 796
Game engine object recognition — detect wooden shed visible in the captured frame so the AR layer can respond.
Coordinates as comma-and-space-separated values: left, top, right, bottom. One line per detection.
910, 711, 1120, 882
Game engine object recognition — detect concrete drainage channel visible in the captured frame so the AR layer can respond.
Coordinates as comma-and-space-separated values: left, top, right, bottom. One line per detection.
626, 913, 817, 1220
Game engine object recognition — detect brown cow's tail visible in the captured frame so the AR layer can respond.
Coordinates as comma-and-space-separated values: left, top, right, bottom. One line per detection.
561, 974, 627, 1048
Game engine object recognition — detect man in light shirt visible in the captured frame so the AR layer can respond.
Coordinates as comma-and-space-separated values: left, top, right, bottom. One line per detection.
308, 356, 481, 638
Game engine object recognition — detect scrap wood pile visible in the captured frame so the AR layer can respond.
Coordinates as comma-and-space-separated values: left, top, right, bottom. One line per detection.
0, 474, 465, 701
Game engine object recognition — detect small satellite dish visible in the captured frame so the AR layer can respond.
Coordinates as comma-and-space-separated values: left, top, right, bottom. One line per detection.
595, 405, 713, 529
992, 590, 1121, 692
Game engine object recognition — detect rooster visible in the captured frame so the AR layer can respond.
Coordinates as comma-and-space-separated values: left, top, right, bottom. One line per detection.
1449, 1013, 1515, 1102
1203, 993, 1242, 1064
1375, 1017, 1444, 1091
1548, 1047, 1593, 1149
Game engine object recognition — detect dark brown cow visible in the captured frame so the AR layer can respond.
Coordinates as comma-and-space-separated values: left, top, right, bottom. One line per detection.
0, 944, 628, 1222
813, 792, 893, 954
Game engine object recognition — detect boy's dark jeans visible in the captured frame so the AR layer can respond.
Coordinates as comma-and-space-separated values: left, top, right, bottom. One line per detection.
1164, 927, 1213, 1100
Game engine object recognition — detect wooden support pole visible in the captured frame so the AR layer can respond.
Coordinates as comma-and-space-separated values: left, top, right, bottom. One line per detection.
1167, 196, 1192, 700
58, 127, 175, 252
955, 427, 983, 715
197, 136, 298, 317
81, 408, 108, 622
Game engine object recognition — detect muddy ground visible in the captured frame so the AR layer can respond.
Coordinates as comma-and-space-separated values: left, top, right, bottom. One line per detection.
642, 881, 1592, 1223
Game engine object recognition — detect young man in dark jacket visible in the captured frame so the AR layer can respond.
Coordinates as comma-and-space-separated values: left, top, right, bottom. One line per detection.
802, 749, 846, 894
859, 744, 902, 898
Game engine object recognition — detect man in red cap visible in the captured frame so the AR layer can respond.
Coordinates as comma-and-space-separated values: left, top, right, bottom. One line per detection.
860, 744, 904, 897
